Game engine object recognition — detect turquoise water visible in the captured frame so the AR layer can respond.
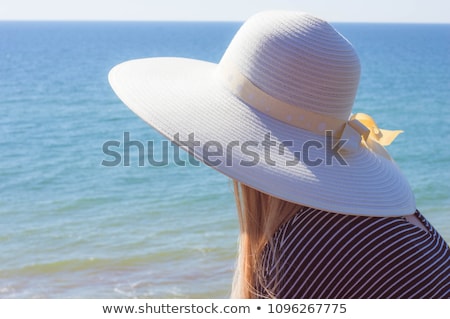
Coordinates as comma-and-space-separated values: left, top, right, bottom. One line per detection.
0, 22, 449, 298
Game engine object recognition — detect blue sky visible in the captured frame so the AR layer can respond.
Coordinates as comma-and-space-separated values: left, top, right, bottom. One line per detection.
0, 0, 449, 23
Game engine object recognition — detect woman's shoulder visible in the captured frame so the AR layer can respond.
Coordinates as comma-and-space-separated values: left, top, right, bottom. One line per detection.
272, 207, 441, 247
259, 207, 450, 298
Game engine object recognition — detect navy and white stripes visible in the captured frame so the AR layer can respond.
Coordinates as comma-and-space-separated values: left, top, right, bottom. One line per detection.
258, 207, 449, 298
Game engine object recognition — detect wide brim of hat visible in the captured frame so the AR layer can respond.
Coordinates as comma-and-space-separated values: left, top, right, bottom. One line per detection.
109, 57, 416, 217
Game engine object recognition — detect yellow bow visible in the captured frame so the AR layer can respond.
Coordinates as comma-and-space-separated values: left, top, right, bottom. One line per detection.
341, 113, 403, 159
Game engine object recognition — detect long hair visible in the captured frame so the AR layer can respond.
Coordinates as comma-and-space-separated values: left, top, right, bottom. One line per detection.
231, 180, 303, 298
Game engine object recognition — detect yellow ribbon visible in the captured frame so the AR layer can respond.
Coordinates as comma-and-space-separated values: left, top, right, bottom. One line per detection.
342, 113, 403, 159
351, 113, 403, 146
218, 61, 403, 159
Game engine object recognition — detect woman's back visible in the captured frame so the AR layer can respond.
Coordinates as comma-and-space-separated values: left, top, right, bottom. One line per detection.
257, 207, 450, 298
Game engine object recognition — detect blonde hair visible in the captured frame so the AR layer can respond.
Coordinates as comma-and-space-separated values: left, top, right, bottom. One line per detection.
231, 180, 303, 298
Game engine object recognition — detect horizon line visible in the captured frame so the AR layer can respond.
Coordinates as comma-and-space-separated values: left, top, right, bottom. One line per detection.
0, 18, 449, 25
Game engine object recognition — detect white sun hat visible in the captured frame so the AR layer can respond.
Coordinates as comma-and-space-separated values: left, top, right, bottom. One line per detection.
109, 10, 416, 217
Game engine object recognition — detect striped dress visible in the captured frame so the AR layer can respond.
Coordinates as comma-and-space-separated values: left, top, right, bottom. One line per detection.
257, 207, 450, 298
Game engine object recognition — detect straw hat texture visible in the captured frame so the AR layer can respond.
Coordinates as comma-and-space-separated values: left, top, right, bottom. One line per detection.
109, 11, 415, 217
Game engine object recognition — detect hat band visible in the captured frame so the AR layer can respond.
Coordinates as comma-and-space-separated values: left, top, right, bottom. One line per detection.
218, 61, 403, 159
218, 61, 348, 136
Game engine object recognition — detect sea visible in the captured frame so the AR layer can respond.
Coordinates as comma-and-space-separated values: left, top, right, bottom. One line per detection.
0, 21, 449, 298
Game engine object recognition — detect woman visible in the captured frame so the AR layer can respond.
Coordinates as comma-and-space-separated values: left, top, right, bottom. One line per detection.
232, 182, 449, 298
109, 11, 449, 298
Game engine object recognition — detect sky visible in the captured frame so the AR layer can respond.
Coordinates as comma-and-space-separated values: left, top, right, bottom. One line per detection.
0, 0, 449, 23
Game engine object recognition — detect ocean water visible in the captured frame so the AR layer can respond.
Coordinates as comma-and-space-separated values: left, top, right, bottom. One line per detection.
0, 21, 449, 298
